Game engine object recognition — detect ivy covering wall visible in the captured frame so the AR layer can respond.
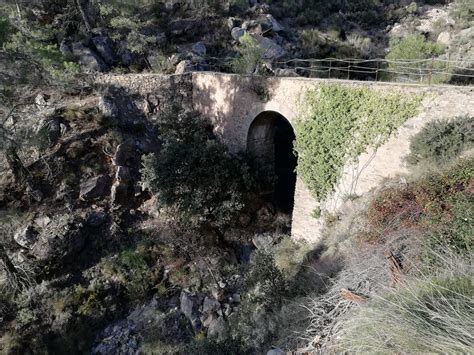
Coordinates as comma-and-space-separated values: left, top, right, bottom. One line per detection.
294, 84, 422, 200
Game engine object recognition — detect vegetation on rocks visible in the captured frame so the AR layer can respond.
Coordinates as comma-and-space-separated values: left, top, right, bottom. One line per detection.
0, 0, 473, 354
406, 116, 474, 165
141, 107, 255, 238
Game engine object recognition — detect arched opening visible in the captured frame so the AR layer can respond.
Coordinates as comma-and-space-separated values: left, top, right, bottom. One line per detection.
247, 111, 297, 215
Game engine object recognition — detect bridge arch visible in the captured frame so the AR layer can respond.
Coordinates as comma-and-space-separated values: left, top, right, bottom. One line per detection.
247, 111, 297, 214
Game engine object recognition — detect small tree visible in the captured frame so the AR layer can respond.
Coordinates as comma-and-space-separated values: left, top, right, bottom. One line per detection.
385, 34, 445, 83
141, 107, 254, 239
231, 32, 263, 74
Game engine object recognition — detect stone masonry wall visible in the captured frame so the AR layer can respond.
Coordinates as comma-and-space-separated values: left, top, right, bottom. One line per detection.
97, 72, 474, 244
192, 72, 474, 243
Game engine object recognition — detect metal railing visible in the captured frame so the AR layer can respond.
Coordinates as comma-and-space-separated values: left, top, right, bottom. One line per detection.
196, 56, 474, 85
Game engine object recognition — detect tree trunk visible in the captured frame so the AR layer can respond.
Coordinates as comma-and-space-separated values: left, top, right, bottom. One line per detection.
5, 146, 29, 185
76, 0, 92, 32
0, 244, 18, 279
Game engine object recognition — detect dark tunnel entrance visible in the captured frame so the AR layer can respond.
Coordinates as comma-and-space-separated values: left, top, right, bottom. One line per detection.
247, 111, 297, 214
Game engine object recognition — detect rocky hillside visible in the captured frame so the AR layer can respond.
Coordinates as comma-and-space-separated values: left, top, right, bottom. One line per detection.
0, 0, 472, 81
0, 1, 473, 354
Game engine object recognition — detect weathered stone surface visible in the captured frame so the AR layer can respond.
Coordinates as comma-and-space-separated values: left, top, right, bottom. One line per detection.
86, 210, 107, 227
180, 290, 197, 321
180, 290, 202, 333
175, 60, 193, 74
35, 93, 50, 107
59, 39, 72, 57
80, 175, 108, 201
252, 234, 276, 250
117, 41, 134, 66
437, 31, 451, 45
264, 14, 283, 32
34, 216, 51, 228
192, 41, 206, 57
31, 214, 85, 262
98, 95, 119, 119
92, 35, 117, 65
267, 347, 285, 355
275, 68, 299, 77
202, 296, 220, 315
251, 35, 286, 59
96, 72, 474, 244
14, 226, 38, 249
71, 42, 108, 72
207, 316, 227, 341
231, 27, 246, 40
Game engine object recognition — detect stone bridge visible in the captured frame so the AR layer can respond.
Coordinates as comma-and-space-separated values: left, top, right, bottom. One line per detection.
98, 72, 474, 243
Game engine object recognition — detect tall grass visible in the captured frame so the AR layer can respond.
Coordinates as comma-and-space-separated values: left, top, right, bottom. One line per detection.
335, 253, 473, 353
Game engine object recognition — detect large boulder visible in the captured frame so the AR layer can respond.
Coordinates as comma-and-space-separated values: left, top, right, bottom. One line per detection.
80, 175, 108, 201
113, 140, 137, 167
252, 234, 277, 250
231, 27, 246, 41
71, 42, 108, 72
437, 31, 452, 46
116, 41, 135, 67
59, 39, 73, 57
243, 35, 286, 59
263, 14, 283, 32
31, 214, 85, 262
180, 290, 202, 333
202, 296, 221, 315
175, 60, 194, 74
14, 226, 38, 249
92, 35, 117, 65
207, 316, 228, 341
192, 42, 206, 57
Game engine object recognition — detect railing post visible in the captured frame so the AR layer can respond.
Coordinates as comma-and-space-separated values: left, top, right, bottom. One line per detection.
347, 62, 350, 80
328, 59, 332, 79
428, 57, 434, 85
375, 61, 379, 81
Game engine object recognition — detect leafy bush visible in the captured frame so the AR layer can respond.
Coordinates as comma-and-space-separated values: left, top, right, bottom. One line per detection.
141, 107, 254, 236
407, 116, 474, 165
450, 0, 474, 29
102, 248, 159, 300
246, 250, 287, 308
363, 158, 473, 255
4, 30, 79, 86
385, 34, 446, 83
231, 33, 263, 74
338, 265, 474, 353
0, 18, 10, 47
295, 84, 421, 200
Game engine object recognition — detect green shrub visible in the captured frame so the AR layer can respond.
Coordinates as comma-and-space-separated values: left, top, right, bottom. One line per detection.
246, 250, 287, 308
385, 34, 446, 83
362, 157, 473, 250
231, 33, 263, 74
0, 18, 10, 47
295, 84, 421, 199
102, 249, 158, 300
423, 193, 473, 259
141, 107, 254, 235
407, 116, 474, 165
272, 237, 310, 278
338, 269, 474, 353
450, 0, 474, 29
